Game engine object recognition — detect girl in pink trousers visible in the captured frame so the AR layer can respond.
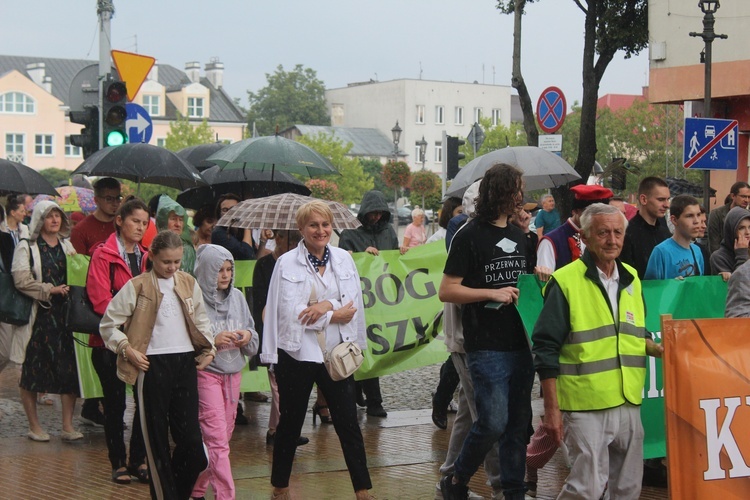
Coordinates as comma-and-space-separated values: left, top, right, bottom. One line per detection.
191, 244, 259, 500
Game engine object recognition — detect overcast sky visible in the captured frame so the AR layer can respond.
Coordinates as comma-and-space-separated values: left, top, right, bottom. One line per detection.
3, 1, 655, 109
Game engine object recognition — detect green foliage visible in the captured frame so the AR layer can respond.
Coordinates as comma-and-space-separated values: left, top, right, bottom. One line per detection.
560, 100, 698, 198
296, 133, 374, 205
461, 118, 529, 165
164, 114, 215, 152
305, 179, 340, 201
408, 170, 442, 211
247, 64, 329, 136
360, 158, 389, 194
38, 168, 72, 187
120, 181, 180, 207
496, 0, 538, 14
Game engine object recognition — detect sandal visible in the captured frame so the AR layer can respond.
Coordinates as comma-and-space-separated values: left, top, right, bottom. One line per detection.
112, 467, 131, 485
128, 464, 149, 484
312, 403, 331, 425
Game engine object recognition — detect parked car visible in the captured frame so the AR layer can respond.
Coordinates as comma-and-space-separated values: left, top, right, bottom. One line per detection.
395, 206, 412, 224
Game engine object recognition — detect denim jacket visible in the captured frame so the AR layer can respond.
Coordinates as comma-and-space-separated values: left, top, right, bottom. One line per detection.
260, 242, 367, 365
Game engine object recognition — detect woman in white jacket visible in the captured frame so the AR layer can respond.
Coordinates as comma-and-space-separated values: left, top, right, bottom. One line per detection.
261, 200, 373, 500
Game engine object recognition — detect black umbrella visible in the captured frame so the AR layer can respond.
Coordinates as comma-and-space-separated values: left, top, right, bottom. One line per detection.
666, 177, 716, 198
71, 143, 207, 191
176, 165, 311, 210
0, 159, 58, 196
176, 143, 227, 171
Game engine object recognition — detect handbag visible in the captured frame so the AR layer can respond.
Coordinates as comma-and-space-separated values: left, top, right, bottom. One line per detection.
65, 262, 115, 335
0, 272, 33, 326
310, 281, 364, 381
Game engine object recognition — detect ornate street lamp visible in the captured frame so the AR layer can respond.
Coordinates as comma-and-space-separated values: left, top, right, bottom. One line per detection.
418, 136, 428, 171
689, 0, 727, 213
391, 121, 402, 161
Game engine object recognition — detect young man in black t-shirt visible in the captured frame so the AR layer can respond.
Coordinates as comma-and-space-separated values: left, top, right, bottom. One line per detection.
438, 163, 535, 500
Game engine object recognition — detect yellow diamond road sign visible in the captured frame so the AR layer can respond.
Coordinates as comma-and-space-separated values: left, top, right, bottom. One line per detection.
111, 50, 156, 101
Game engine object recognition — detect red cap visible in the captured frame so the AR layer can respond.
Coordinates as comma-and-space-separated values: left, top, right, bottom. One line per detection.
69, 211, 85, 223
570, 184, 613, 209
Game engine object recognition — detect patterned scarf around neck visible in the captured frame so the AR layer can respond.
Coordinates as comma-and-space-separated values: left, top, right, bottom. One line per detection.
307, 246, 330, 272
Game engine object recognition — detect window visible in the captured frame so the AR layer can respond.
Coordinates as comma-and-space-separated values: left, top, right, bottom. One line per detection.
415, 144, 426, 164
187, 97, 204, 118
35, 134, 53, 156
454, 106, 464, 125
5, 133, 25, 162
492, 108, 502, 126
0, 92, 35, 114
416, 105, 425, 124
143, 95, 160, 116
474, 107, 483, 123
156, 138, 166, 148
435, 105, 444, 125
434, 142, 443, 163
65, 136, 81, 157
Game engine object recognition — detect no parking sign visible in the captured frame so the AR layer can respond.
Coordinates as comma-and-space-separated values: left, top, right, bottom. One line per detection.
536, 87, 567, 134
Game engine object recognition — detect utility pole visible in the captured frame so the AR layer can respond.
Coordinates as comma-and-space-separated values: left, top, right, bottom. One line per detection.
98, 0, 114, 150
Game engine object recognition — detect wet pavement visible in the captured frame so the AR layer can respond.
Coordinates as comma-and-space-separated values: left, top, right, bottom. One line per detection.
0, 362, 668, 499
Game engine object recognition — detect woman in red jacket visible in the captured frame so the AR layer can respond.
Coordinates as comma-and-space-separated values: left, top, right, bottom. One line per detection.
87, 198, 151, 485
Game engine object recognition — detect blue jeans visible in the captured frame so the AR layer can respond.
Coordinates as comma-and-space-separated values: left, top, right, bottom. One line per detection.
453, 348, 534, 500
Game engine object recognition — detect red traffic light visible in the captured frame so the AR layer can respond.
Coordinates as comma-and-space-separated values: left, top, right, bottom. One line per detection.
105, 81, 127, 103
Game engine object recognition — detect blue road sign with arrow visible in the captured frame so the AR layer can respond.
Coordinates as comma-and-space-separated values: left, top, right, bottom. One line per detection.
683, 117, 738, 171
126, 103, 153, 144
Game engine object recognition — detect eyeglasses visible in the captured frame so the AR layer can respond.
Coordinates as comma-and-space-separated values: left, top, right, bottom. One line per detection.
101, 195, 123, 204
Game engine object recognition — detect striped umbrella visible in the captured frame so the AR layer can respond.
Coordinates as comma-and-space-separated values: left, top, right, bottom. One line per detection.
215, 193, 360, 231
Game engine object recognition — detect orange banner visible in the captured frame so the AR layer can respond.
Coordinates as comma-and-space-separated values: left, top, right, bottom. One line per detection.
662, 316, 750, 498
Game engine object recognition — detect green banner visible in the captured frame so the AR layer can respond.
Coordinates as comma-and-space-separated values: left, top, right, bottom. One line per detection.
516, 274, 728, 459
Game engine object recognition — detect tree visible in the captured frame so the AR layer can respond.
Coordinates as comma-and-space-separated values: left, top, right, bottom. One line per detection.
247, 64, 329, 136
461, 118, 528, 165
383, 161, 412, 209
296, 133, 374, 205
409, 170, 441, 211
305, 179, 340, 201
164, 114, 215, 152
573, 0, 648, 178
360, 158, 390, 194
38, 167, 72, 187
497, 0, 540, 146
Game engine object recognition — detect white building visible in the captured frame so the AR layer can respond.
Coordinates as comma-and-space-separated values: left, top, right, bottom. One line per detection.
325, 79, 513, 172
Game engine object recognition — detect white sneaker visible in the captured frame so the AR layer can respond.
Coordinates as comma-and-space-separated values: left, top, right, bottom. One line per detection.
435, 481, 485, 499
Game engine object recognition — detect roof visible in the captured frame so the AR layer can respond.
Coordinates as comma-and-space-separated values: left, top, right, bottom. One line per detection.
597, 93, 644, 112
0, 54, 245, 123
283, 125, 397, 157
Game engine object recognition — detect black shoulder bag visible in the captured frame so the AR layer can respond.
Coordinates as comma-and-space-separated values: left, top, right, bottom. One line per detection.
0, 240, 34, 326
65, 263, 116, 335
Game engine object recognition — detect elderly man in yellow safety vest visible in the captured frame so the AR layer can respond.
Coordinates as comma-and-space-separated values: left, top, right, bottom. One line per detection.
531, 203, 664, 500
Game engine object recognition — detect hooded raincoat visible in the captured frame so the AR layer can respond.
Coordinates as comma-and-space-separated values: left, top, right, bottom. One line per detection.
338, 190, 399, 252
155, 195, 196, 274
710, 206, 750, 275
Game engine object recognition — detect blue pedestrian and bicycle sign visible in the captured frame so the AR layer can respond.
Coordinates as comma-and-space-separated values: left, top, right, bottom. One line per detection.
126, 103, 153, 144
536, 86, 567, 134
683, 117, 738, 171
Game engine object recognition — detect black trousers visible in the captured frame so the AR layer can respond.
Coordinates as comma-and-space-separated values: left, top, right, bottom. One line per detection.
137, 353, 207, 500
91, 348, 146, 470
432, 355, 460, 410
272, 350, 372, 491
355, 377, 383, 408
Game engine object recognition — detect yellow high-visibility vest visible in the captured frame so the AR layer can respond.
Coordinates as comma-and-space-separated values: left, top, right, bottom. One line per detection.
547, 260, 647, 411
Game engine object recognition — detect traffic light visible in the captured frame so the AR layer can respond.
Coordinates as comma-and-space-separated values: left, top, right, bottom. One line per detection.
69, 106, 99, 159
446, 135, 466, 180
102, 77, 128, 147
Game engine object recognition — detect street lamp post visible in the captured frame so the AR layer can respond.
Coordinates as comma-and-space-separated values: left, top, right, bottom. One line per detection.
391, 121, 403, 231
417, 135, 428, 209
690, 0, 728, 214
